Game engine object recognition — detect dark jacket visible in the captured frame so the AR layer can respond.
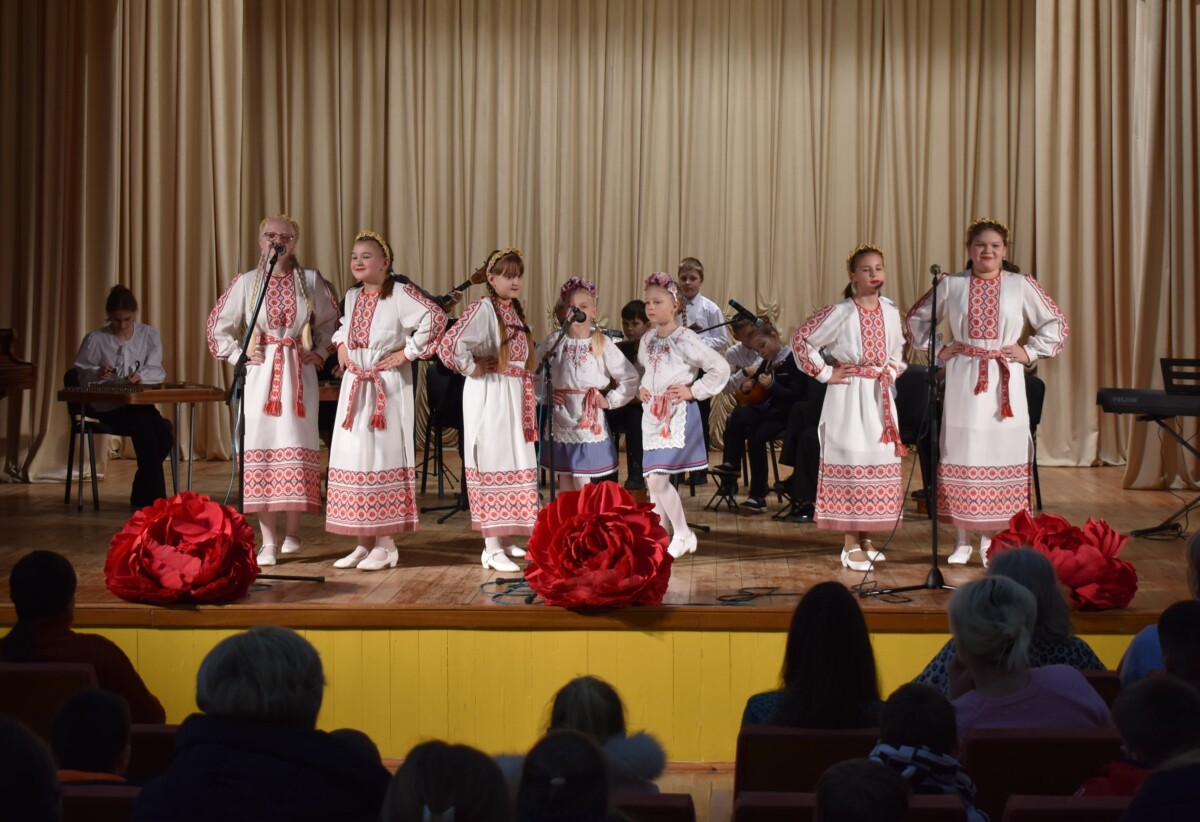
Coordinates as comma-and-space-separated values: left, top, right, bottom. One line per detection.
131, 713, 390, 822
498, 731, 667, 795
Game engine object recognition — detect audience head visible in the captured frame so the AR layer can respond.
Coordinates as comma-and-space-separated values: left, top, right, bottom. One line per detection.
878, 683, 958, 757
196, 626, 325, 728
987, 547, 1073, 639
516, 729, 609, 822
381, 740, 512, 822
2, 551, 77, 662
620, 299, 648, 341
0, 717, 61, 822
1112, 676, 1200, 767
773, 582, 880, 727
815, 758, 909, 822
1159, 599, 1200, 687
1186, 531, 1200, 598
548, 676, 626, 743
51, 688, 131, 776
948, 576, 1036, 673
330, 727, 383, 765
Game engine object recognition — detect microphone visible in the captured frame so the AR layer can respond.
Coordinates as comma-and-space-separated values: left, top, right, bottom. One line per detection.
570, 307, 588, 325
728, 300, 765, 327
929, 263, 942, 277
270, 242, 287, 256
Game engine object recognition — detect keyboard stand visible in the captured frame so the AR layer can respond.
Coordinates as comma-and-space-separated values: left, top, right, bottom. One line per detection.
1130, 415, 1200, 538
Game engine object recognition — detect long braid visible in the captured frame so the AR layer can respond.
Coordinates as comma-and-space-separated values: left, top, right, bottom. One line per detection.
510, 297, 536, 371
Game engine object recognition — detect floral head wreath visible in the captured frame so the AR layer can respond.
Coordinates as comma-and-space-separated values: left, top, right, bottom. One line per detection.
846, 243, 885, 272
259, 213, 301, 243
643, 272, 680, 303
486, 247, 523, 274
560, 276, 597, 299
354, 229, 392, 263
967, 217, 1010, 242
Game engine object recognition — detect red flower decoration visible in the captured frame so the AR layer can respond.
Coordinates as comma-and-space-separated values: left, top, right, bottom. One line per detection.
989, 511, 1137, 611
105, 492, 259, 604
524, 481, 672, 608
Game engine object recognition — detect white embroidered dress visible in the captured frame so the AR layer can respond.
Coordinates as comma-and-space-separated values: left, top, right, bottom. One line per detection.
792, 299, 908, 531
906, 271, 1068, 531
437, 298, 540, 538
325, 284, 447, 536
207, 266, 341, 513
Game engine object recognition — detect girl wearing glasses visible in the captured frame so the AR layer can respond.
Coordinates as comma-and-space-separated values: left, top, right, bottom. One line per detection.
207, 214, 341, 567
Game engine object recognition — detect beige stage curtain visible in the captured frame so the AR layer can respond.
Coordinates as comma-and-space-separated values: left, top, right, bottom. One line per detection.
1, 0, 1196, 488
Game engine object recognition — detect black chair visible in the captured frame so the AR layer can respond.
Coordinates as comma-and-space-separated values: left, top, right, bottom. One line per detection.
1026, 372, 1045, 511
894, 364, 934, 502
420, 359, 464, 498
63, 368, 115, 511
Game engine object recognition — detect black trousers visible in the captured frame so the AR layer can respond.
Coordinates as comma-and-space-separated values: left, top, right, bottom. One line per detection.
778, 394, 824, 505
721, 404, 789, 498
92, 405, 174, 507
604, 402, 644, 480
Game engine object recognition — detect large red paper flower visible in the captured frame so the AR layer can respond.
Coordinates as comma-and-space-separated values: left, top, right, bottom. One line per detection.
105, 492, 259, 604
524, 481, 672, 608
989, 511, 1137, 611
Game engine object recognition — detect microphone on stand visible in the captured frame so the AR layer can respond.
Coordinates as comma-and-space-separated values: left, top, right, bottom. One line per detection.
270, 242, 287, 256
570, 307, 588, 325
728, 300, 765, 327
929, 263, 942, 279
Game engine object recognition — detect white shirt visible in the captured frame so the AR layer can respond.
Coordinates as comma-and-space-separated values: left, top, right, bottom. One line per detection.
724, 341, 763, 392
74, 323, 167, 411
677, 294, 728, 350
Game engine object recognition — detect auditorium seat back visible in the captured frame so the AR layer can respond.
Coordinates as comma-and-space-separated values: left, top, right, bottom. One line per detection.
0, 661, 97, 741
734, 726, 880, 795
125, 723, 180, 784
61, 784, 142, 822
734, 790, 968, 822
614, 792, 697, 822
1081, 670, 1122, 707
1000, 793, 1131, 820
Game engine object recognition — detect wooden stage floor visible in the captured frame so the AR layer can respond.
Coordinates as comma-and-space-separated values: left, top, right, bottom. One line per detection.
0, 456, 1192, 634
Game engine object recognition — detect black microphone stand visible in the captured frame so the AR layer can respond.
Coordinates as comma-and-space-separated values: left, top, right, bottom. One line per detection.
538, 312, 581, 503
860, 266, 954, 598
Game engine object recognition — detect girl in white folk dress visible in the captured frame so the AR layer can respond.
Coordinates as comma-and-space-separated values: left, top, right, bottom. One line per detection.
791, 245, 908, 572
437, 249, 540, 573
906, 219, 1068, 566
638, 273, 731, 558
207, 215, 342, 567
540, 277, 640, 491
327, 231, 448, 571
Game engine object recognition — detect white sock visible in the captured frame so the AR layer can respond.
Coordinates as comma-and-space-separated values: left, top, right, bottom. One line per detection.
956, 526, 971, 547
284, 510, 302, 541
259, 512, 278, 547
556, 473, 584, 492
648, 473, 689, 536
484, 536, 503, 555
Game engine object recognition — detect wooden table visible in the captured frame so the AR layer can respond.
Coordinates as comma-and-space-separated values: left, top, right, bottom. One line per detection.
57, 384, 226, 494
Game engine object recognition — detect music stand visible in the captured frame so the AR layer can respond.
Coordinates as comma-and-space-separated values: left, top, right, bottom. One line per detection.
1129, 357, 1200, 537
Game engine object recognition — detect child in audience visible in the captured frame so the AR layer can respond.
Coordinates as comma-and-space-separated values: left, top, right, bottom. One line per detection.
52, 688, 131, 785
1120, 532, 1200, 686
0, 718, 60, 822
516, 730, 612, 822
869, 683, 985, 821
381, 740, 512, 822
1078, 676, 1200, 797
815, 758, 909, 822
1159, 599, 1200, 690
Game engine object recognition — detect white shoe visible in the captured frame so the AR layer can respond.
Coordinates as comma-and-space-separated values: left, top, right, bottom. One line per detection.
280, 535, 303, 554
506, 543, 527, 558
357, 546, 399, 571
980, 535, 992, 568
482, 548, 520, 572
948, 543, 973, 565
861, 540, 886, 562
840, 546, 872, 572
257, 544, 277, 567
333, 546, 369, 569
668, 530, 698, 558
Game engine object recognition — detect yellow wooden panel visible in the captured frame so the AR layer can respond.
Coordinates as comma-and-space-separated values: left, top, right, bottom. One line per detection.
389, 631, 422, 754
1078, 633, 1133, 671
669, 632, 703, 757
415, 629, 450, 745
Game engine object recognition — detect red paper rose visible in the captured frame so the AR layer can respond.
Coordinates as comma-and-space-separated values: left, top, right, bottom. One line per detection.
105, 492, 259, 604
989, 511, 1137, 611
524, 481, 672, 608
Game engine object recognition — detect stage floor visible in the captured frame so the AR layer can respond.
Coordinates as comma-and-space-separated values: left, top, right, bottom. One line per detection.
0, 455, 1190, 633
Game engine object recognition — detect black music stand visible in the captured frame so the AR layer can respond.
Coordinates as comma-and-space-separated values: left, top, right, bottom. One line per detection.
1130, 358, 1200, 538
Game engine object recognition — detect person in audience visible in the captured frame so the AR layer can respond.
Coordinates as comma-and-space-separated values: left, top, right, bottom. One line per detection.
516, 729, 614, 822
499, 676, 665, 794
1120, 532, 1200, 686
915, 547, 1105, 694
0, 717, 61, 822
947, 576, 1111, 734
0, 550, 165, 723
51, 687, 131, 785
1078, 676, 1200, 796
1159, 599, 1200, 689
381, 740, 512, 822
742, 581, 882, 727
73, 284, 175, 508
1122, 712, 1200, 820
869, 683, 985, 822
132, 626, 389, 822
815, 758, 909, 822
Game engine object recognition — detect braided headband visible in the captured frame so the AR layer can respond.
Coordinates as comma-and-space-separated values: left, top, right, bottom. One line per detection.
644, 272, 680, 302
560, 276, 597, 299
259, 213, 301, 242
354, 230, 393, 263
487, 247, 523, 274
846, 243, 884, 272
967, 217, 1010, 241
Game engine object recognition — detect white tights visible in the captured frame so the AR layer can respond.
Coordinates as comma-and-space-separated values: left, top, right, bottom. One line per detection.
647, 473, 689, 537
956, 527, 996, 549
259, 510, 302, 548
555, 473, 586, 493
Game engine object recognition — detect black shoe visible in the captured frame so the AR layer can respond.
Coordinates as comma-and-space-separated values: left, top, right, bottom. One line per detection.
624, 476, 646, 491
771, 479, 794, 497
786, 503, 815, 523
710, 463, 738, 476
741, 496, 767, 513
912, 488, 928, 500
689, 471, 709, 486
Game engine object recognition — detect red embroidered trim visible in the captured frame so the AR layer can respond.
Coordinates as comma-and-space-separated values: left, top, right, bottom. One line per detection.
464, 467, 539, 532
791, 304, 837, 378
326, 467, 418, 529
967, 276, 1001, 340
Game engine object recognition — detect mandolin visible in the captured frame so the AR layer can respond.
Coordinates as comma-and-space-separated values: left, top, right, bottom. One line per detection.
437, 267, 488, 307
735, 357, 787, 407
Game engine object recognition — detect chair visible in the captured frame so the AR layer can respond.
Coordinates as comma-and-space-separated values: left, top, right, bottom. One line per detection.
960, 727, 1123, 820
1081, 670, 1122, 707
419, 359, 464, 498
614, 793, 697, 822
1026, 373, 1046, 511
734, 791, 968, 822
61, 784, 142, 822
0, 661, 97, 741
125, 723, 180, 784
63, 368, 116, 510
1000, 794, 1131, 821
734, 726, 880, 796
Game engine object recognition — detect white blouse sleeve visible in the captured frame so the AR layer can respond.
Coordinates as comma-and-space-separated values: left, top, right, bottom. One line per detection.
791, 303, 845, 383
207, 273, 249, 362
677, 330, 732, 401
139, 326, 167, 383
1020, 276, 1069, 363
436, 300, 491, 375
601, 340, 640, 409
